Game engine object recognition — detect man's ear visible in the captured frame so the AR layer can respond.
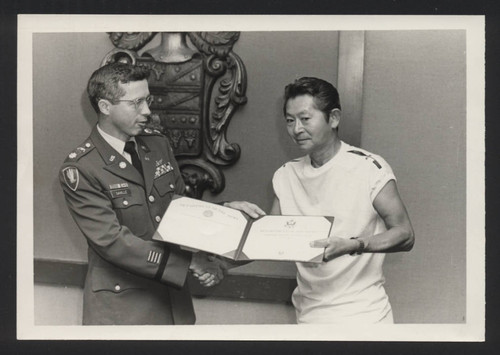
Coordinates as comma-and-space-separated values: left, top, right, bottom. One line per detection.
97, 99, 112, 115
329, 109, 341, 129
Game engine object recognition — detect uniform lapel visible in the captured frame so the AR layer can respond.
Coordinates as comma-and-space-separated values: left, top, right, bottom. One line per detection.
90, 126, 144, 186
136, 136, 157, 195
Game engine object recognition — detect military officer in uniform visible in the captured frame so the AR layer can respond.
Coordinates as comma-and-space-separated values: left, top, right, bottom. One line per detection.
60, 63, 264, 325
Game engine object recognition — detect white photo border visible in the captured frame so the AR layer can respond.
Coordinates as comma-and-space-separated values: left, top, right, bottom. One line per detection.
17, 14, 485, 341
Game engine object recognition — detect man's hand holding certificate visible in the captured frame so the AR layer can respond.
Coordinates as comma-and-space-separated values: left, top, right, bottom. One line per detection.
154, 197, 334, 263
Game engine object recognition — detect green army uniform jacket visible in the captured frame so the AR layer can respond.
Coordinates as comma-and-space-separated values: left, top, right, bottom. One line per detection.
60, 125, 195, 325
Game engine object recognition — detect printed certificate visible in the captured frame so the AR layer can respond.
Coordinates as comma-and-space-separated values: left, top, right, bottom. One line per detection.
154, 196, 333, 262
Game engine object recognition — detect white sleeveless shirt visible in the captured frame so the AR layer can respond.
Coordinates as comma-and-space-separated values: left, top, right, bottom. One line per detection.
272, 141, 395, 323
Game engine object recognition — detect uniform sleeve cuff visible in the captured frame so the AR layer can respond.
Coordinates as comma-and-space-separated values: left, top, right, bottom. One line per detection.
158, 245, 192, 289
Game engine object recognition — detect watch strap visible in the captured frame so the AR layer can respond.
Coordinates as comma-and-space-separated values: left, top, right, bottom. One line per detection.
349, 237, 365, 255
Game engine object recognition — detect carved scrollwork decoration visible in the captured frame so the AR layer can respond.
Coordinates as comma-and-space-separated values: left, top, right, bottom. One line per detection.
108, 32, 157, 51
101, 48, 138, 67
102, 32, 248, 199
188, 32, 240, 57
188, 32, 247, 166
208, 52, 247, 164
179, 159, 225, 199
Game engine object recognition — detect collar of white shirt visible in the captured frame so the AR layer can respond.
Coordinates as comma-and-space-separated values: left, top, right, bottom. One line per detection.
96, 124, 137, 164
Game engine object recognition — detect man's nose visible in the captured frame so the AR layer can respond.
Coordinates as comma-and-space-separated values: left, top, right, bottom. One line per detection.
141, 102, 151, 116
293, 119, 304, 134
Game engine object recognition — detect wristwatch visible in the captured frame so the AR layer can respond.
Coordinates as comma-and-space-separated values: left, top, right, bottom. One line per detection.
349, 237, 365, 255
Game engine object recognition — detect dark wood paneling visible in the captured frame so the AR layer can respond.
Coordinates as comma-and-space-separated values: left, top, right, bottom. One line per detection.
34, 258, 87, 287
34, 258, 297, 303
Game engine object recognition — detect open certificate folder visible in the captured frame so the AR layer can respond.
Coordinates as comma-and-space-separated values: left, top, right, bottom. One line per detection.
154, 196, 334, 263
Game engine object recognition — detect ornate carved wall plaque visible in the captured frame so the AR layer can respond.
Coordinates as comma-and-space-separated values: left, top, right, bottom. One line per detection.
101, 32, 248, 199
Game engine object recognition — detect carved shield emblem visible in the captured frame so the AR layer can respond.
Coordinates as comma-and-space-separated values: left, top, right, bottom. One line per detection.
102, 32, 247, 199
62, 167, 79, 191
138, 56, 204, 157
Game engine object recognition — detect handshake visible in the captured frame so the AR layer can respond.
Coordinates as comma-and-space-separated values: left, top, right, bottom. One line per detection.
187, 200, 266, 287
189, 251, 233, 287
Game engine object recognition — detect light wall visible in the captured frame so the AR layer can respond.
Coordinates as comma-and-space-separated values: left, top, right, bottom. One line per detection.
33, 33, 111, 260
361, 31, 466, 323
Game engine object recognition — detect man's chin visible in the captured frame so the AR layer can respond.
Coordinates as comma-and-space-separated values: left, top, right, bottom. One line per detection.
295, 142, 312, 151
130, 127, 144, 136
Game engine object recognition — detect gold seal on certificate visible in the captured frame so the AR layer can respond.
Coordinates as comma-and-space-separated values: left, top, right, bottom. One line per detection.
154, 196, 334, 263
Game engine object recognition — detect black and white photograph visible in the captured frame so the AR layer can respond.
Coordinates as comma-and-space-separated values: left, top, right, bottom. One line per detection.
17, 15, 484, 341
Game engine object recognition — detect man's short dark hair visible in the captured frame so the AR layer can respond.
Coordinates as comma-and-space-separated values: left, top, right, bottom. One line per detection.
87, 62, 151, 113
283, 77, 341, 118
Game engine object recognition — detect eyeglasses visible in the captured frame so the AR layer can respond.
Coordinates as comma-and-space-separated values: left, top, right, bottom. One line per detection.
113, 95, 154, 110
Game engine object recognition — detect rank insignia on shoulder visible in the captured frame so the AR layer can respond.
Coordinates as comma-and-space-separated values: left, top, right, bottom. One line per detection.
62, 167, 79, 191
67, 141, 94, 161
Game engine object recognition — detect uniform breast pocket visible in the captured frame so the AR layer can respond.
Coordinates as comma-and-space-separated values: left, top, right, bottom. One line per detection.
153, 172, 176, 196
107, 190, 149, 237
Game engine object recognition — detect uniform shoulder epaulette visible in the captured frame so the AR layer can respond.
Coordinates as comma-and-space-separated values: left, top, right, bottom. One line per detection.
347, 150, 382, 169
65, 139, 95, 162
140, 127, 165, 137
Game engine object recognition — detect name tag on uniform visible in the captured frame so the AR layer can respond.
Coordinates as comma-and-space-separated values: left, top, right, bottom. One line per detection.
108, 182, 131, 198
110, 188, 131, 198
109, 182, 129, 189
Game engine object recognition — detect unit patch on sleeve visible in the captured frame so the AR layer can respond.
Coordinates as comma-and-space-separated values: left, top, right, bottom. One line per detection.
62, 167, 80, 191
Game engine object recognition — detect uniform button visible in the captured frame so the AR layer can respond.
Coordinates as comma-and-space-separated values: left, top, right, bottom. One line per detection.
123, 200, 129, 206
149, 195, 155, 203
85, 143, 91, 148
169, 183, 175, 189
155, 216, 161, 223
114, 284, 121, 291
119, 162, 127, 169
